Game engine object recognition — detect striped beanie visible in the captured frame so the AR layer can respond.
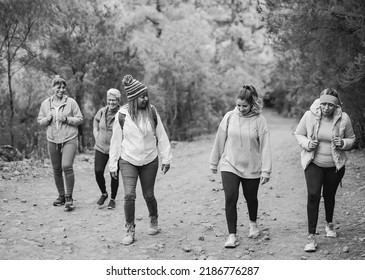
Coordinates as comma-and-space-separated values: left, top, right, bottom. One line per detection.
122, 74, 147, 101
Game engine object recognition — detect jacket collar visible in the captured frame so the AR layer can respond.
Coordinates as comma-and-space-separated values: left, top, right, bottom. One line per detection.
310, 98, 342, 123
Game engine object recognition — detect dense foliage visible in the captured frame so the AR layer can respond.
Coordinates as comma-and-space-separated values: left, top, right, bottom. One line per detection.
1, 0, 272, 157
262, 0, 365, 147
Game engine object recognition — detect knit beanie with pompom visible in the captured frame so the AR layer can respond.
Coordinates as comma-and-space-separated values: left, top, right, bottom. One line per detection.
122, 74, 147, 101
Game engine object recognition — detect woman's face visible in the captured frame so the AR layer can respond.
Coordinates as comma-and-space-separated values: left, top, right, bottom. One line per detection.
236, 98, 251, 115
137, 91, 149, 109
52, 83, 66, 99
320, 102, 336, 117
107, 96, 118, 110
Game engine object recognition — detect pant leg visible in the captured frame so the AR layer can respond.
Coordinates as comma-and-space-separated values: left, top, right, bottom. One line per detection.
47, 141, 65, 196
322, 166, 345, 223
139, 157, 159, 218
304, 163, 324, 234
119, 158, 138, 224
221, 171, 241, 234
61, 137, 78, 196
241, 178, 260, 222
94, 150, 108, 194
110, 161, 120, 200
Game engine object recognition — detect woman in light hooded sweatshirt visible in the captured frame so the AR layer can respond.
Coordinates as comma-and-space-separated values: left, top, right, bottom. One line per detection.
210, 85, 272, 248
294, 88, 355, 252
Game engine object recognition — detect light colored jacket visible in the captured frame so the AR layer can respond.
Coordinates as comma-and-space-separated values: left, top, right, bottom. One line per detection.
38, 95, 83, 144
209, 107, 272, 179
108, 104, 172, 172
294, 99, 355, 170
93, 106, 119, 154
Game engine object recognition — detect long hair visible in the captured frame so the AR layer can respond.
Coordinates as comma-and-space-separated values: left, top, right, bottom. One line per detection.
128, 93, 156, 134
236, 85, 262, 114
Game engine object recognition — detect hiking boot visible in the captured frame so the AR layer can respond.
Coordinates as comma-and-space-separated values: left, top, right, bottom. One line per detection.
97, 193, 108, 206
224, 234, 239, 248
64, 196, 74, 212
325, 222, 337, 238
248, 221, 260, 238
304, 234, 318, 252
122, 223, 135, 245
53, 195, 65, 206
107, 199, 116, 209
147, 216, 159, 235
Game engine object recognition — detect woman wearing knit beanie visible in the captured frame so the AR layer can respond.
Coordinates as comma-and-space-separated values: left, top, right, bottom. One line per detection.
93, 88, 121, 209
37, 75, 83, 211
109, 75, 172, 245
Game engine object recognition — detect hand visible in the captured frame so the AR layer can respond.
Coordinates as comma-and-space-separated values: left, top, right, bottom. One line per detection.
46, 113, 53, 122
260, 177, 269, 185
56, 114, 67, 123
111, 171, 118, 180
333, 137, 344, 148
161, 164, 170, 174
308, 140, 318, 150
211, 168, 217, 174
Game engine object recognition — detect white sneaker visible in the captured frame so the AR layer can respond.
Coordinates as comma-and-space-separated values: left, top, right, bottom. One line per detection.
325, 223, 337, 238
248, 221, 260, 238
147, 216, 159, 235
224, 234, 239, 248
304, 234, 318, 252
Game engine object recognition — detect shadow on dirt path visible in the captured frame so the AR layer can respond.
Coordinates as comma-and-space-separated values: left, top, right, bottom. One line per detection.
0, 108, 364, 260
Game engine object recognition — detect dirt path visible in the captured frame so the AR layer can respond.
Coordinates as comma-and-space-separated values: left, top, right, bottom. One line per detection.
0, 109, 364, 260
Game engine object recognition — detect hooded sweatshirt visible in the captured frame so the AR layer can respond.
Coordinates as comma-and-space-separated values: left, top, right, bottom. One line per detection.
38, 95, 83, 144
294, 98, 355, 170
109, 104, 172, 172
209, 107, 272, 179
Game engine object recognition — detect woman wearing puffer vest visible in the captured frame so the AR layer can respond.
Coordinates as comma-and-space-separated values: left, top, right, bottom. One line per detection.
38, 75, 83, 211
93, 88, 121, 209
294, 88, 355, 252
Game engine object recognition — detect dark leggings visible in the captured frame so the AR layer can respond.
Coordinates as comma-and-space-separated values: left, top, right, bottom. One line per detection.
221, 171, 260, 234
94, 150, 119, 199
304, 163, 345, 234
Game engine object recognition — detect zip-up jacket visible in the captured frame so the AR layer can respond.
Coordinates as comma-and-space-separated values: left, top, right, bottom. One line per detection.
209, 107, 272, 179
294, 98, 355, 170
38, 95, 83, 144
109, 104, 172, 172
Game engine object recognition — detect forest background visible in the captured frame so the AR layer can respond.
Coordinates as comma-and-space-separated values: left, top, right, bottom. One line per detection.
1, 0, 364, 158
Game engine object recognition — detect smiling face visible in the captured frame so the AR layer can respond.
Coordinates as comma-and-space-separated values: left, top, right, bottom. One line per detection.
52, 82, 66, 99
236, 98, 252, 115
107, 96, 118, 110
320, 102, 336, 118
137, 91, 149, 109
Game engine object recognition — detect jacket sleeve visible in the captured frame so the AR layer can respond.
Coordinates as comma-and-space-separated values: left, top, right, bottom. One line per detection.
258, 116, 272, 178
66, 99, 83, 126
155, 110, 172, 165
109, 111, 123, 173
340, 112, 356, 150
209, 112, 230, 170
37, 99, 51, 127
294, 111, 311, 151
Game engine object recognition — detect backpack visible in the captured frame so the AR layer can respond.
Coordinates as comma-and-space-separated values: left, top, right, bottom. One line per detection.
118, 105, 158, 136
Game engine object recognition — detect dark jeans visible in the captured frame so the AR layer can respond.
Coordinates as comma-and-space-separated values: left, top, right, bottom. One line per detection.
221, 171, 260, 234
47, 137, 77, 197
94, 150, 119, 199
304, 163, 345, 234
119, 157, 159, 225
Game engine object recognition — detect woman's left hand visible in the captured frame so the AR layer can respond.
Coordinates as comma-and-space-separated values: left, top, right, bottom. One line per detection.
333, 137, 344, 148
260, 177, 270, 185
161, 164, 170, 174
